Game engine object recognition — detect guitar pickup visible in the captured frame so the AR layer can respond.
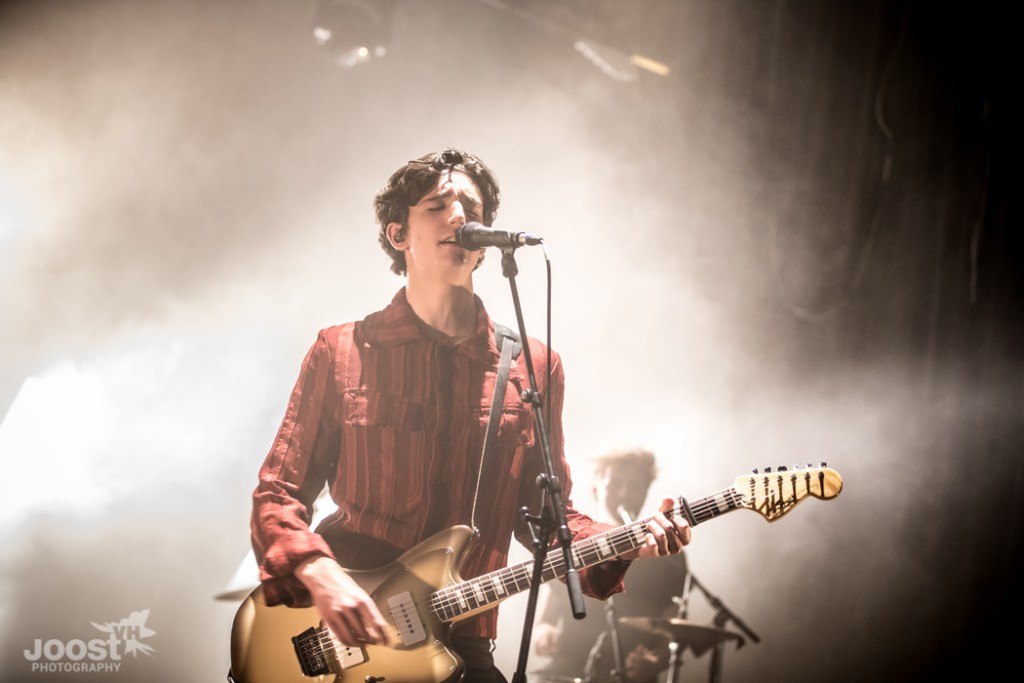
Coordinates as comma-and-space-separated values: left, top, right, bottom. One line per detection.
387, 591, 427, 646
335, 644, 367, 670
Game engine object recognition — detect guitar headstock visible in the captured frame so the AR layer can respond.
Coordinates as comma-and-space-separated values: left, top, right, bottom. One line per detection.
734, 463, 843, 522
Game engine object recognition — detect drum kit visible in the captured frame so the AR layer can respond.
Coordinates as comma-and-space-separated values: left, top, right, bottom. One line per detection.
531, 564, 757, 683
531, 616, 744, 683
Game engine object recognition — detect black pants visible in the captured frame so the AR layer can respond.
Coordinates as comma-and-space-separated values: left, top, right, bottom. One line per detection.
451, 634, 509, 683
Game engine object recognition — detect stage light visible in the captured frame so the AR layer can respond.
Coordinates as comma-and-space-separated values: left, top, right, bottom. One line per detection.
311, 0, 391, 70
573, 38, 672, 82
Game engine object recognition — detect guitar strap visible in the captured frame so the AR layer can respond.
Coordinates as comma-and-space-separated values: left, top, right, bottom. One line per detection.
469, 323, 522, 534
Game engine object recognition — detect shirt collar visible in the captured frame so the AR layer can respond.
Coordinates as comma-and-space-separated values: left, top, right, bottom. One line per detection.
358, 288, 497, 362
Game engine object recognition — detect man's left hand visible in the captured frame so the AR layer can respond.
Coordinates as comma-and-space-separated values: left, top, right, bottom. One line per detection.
623, 497, 691, 560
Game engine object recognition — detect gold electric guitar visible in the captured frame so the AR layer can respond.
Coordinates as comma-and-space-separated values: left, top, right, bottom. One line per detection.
229, 465, 842, 683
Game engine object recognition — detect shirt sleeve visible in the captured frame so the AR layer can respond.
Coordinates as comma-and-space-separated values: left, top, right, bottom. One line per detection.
250, 329, 341, 607
515, 342, 633, 600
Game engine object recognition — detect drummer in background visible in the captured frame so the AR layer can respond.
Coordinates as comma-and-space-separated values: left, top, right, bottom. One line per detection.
532, 448, 690, 683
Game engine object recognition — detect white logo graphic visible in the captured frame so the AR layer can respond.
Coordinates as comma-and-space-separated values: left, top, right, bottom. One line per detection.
24, 609, 156, 674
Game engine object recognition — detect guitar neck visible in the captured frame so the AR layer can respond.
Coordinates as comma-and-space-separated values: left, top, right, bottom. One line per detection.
430, 487, 742, 622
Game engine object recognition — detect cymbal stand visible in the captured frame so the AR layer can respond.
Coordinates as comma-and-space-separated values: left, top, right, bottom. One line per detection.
582, 630, 607, 683
665, 641, 683, 683
602, 591, 625, 682
596, 507, 638, 683
676, 570, 694, 619
664, 563, 694, 683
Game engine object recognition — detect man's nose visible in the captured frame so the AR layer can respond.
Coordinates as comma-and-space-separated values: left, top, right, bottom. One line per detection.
448, 200, 466, 225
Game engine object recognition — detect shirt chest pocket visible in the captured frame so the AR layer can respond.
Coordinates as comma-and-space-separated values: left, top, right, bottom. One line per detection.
341, 388, 534, 458
343, 391, 424, 431
338, 390, 426, 515
485, 404, 534, 449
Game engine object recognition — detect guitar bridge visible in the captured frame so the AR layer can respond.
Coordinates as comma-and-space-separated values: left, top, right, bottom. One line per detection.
292, 627, 331, 677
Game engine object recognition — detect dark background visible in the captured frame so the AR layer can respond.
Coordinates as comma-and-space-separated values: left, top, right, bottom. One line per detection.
0, 1, 1019, 682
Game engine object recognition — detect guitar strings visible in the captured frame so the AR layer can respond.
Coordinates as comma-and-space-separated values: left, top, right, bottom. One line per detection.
428, 486, 745, 618
316, 620, 401, 671
432, 470, 829, 617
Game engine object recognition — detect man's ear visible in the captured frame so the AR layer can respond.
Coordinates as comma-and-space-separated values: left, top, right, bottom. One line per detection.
386, 222, 408, 250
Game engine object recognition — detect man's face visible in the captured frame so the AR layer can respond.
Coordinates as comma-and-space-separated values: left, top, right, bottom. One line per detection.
593, 465, 653, 524
395, 171, 485, 283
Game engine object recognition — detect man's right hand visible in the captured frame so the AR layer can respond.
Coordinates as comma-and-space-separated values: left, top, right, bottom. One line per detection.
295, 556, 389, 646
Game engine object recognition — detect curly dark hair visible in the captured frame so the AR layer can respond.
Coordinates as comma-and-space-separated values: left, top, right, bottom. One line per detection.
592, 448, 659, 485
374, 148, 501, 275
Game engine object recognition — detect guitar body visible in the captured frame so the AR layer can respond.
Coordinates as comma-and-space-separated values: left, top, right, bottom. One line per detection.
230, 526, 477, 683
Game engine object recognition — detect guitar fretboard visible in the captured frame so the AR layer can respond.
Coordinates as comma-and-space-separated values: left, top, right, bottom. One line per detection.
430, 486, 744, 622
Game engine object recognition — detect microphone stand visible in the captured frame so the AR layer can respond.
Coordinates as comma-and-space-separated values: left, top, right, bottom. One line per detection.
502, 248, 586, 683
681, 573, 760, 683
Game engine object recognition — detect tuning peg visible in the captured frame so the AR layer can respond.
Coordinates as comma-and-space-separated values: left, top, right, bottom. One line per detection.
807, 462, 814, 468
764, 466, 772, 473
778, 465, 788, 471
752, 468, 759, 474
820, 461, 828, 467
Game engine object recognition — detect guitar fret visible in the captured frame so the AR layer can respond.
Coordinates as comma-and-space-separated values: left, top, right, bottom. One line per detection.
507, 567, 525, 593
453, 587, 468, 612
480, 578, 496, 603
572, 545, 585, 569
499, 570, 514, 595
540, 555, 558, 583
689, 489, 741, 525
615, 526, 641, 554
432, 589, 452, 621
476, 579, 491, 604
571, 548, 588, 570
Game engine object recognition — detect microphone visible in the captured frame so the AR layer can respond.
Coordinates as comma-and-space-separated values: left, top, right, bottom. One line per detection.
454, 222, 543, 250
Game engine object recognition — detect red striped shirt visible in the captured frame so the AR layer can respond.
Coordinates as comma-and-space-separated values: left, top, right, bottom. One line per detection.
252, 288, 629, 639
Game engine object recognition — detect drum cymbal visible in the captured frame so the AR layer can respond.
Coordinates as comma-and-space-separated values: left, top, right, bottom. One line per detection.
618, 617, 745, 649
